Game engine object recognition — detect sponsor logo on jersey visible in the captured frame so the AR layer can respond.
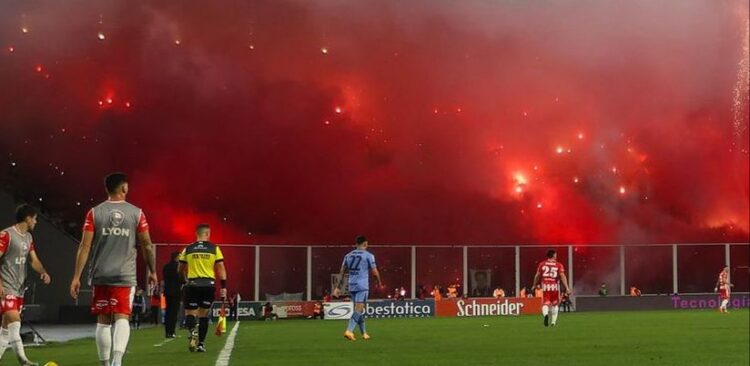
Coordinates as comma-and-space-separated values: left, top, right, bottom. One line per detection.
102, 227, 131, 237
110, 210, 125, 227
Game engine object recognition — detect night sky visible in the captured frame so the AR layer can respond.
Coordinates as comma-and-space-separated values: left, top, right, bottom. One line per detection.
1, 0, 748, 245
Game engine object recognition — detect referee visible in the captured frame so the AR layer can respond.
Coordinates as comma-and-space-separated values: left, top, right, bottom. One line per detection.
178, 223, 227, 353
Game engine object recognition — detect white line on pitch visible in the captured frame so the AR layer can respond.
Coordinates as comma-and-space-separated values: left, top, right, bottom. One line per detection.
215, 321, 241, 366
153, 338, 176, 347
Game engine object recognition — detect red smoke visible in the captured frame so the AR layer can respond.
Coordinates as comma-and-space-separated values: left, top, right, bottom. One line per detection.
1, 1, 748, 244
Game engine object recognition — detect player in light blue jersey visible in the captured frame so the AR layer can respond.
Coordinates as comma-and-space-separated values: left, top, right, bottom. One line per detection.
334, 235, 382, 341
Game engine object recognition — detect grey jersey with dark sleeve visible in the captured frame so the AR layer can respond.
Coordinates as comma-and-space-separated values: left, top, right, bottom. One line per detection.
0, 227, 35, 297
84, 201, 149, 287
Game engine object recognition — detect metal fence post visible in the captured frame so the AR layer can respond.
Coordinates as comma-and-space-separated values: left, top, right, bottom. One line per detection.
568, 245, 574, 290
620, 245, 626, 296
411, 246, 416, 299
463, 246, 468, 296
726, 244, 731, 269
306, 246, 312, 301
672, 244, 678, 294
254, 245, 260, 301
515, 246, 520, 297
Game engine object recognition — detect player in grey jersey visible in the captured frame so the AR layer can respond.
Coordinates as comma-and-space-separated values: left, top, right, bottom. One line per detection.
0, 205, 51, 366
70, 173, 157, 366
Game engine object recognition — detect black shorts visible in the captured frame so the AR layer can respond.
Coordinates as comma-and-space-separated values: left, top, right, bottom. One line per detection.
183, 286, 215, 310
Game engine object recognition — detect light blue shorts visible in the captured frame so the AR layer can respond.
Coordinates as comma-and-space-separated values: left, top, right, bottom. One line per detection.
350, 290, 369, 304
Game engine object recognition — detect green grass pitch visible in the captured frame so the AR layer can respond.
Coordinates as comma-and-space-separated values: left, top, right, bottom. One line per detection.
5, 310, 748, 366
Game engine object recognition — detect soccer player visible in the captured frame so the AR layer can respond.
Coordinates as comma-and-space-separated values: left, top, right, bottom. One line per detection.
334, 235, 382, 341
532, 249, 571, 327
178, 223, 227, 353
69, 173, 157, 366
0, 205, 51, 366
714, 266, 733, 313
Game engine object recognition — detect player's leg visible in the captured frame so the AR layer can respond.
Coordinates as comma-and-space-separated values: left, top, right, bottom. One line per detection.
196, 308, 210, 352
357, 291, 369, 338
0, 303, 10, 360
152, 305, 160, 325
3, 309, 35, 365
0, 297, 35, 365
351, 303, 365, 336
95, 314, 113, 366
110, 287, 135, 366
111, 313, 131, 366
134, 308, 141, 329
184, 287, 200, 352
165, 296, 179, 337
186, 308, 199, 351
196, 288, 214, 352
549, 293, 561, 326
92, 286, 114, 366
550, 305, 559, 326
344, 291, 359, 341
541, 292, 550, 327
0, 313, 8, 360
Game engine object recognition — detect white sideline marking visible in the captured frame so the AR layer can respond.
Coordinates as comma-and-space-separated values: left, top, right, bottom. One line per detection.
153, 338, 176, 347
215, 321, 240, 366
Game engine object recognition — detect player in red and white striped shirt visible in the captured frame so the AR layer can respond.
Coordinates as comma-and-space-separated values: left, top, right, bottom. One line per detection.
714, 266, 732, 313
533, 249, 571, 327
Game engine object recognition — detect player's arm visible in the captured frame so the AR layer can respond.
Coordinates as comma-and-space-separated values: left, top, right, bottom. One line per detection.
177, 261, 187, 282
136, 211, 157, 287
532, 269, 541, 289
70, 229, 94, 299
137, 230, 158, 287
370, 267, 382, 288
367, 254, 382, 288
215, 261, 227, 300
214, 245, 227, 299
177, 249, 188, 283
560, 272, 571, 294
336, 263, 348, 283
0, 231, 8, 297
29, 249, 51, 284
333, 263, 348, 297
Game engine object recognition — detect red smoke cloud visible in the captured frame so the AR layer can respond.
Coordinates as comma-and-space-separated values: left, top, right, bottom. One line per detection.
1, 1, 748, 244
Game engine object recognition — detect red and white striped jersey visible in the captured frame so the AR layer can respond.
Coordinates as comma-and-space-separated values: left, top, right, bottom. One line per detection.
536, 260, 565, 292
718, 271, 729, 288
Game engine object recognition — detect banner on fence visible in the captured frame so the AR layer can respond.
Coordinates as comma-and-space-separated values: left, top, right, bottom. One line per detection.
323, 302, 354, 320
364, 300, 435, 318
436, 297, 541, 317
273, 301, 316, 318
211, 301, 262, 320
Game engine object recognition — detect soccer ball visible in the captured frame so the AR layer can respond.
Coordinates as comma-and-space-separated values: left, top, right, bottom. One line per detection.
44, 362, 59, 366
